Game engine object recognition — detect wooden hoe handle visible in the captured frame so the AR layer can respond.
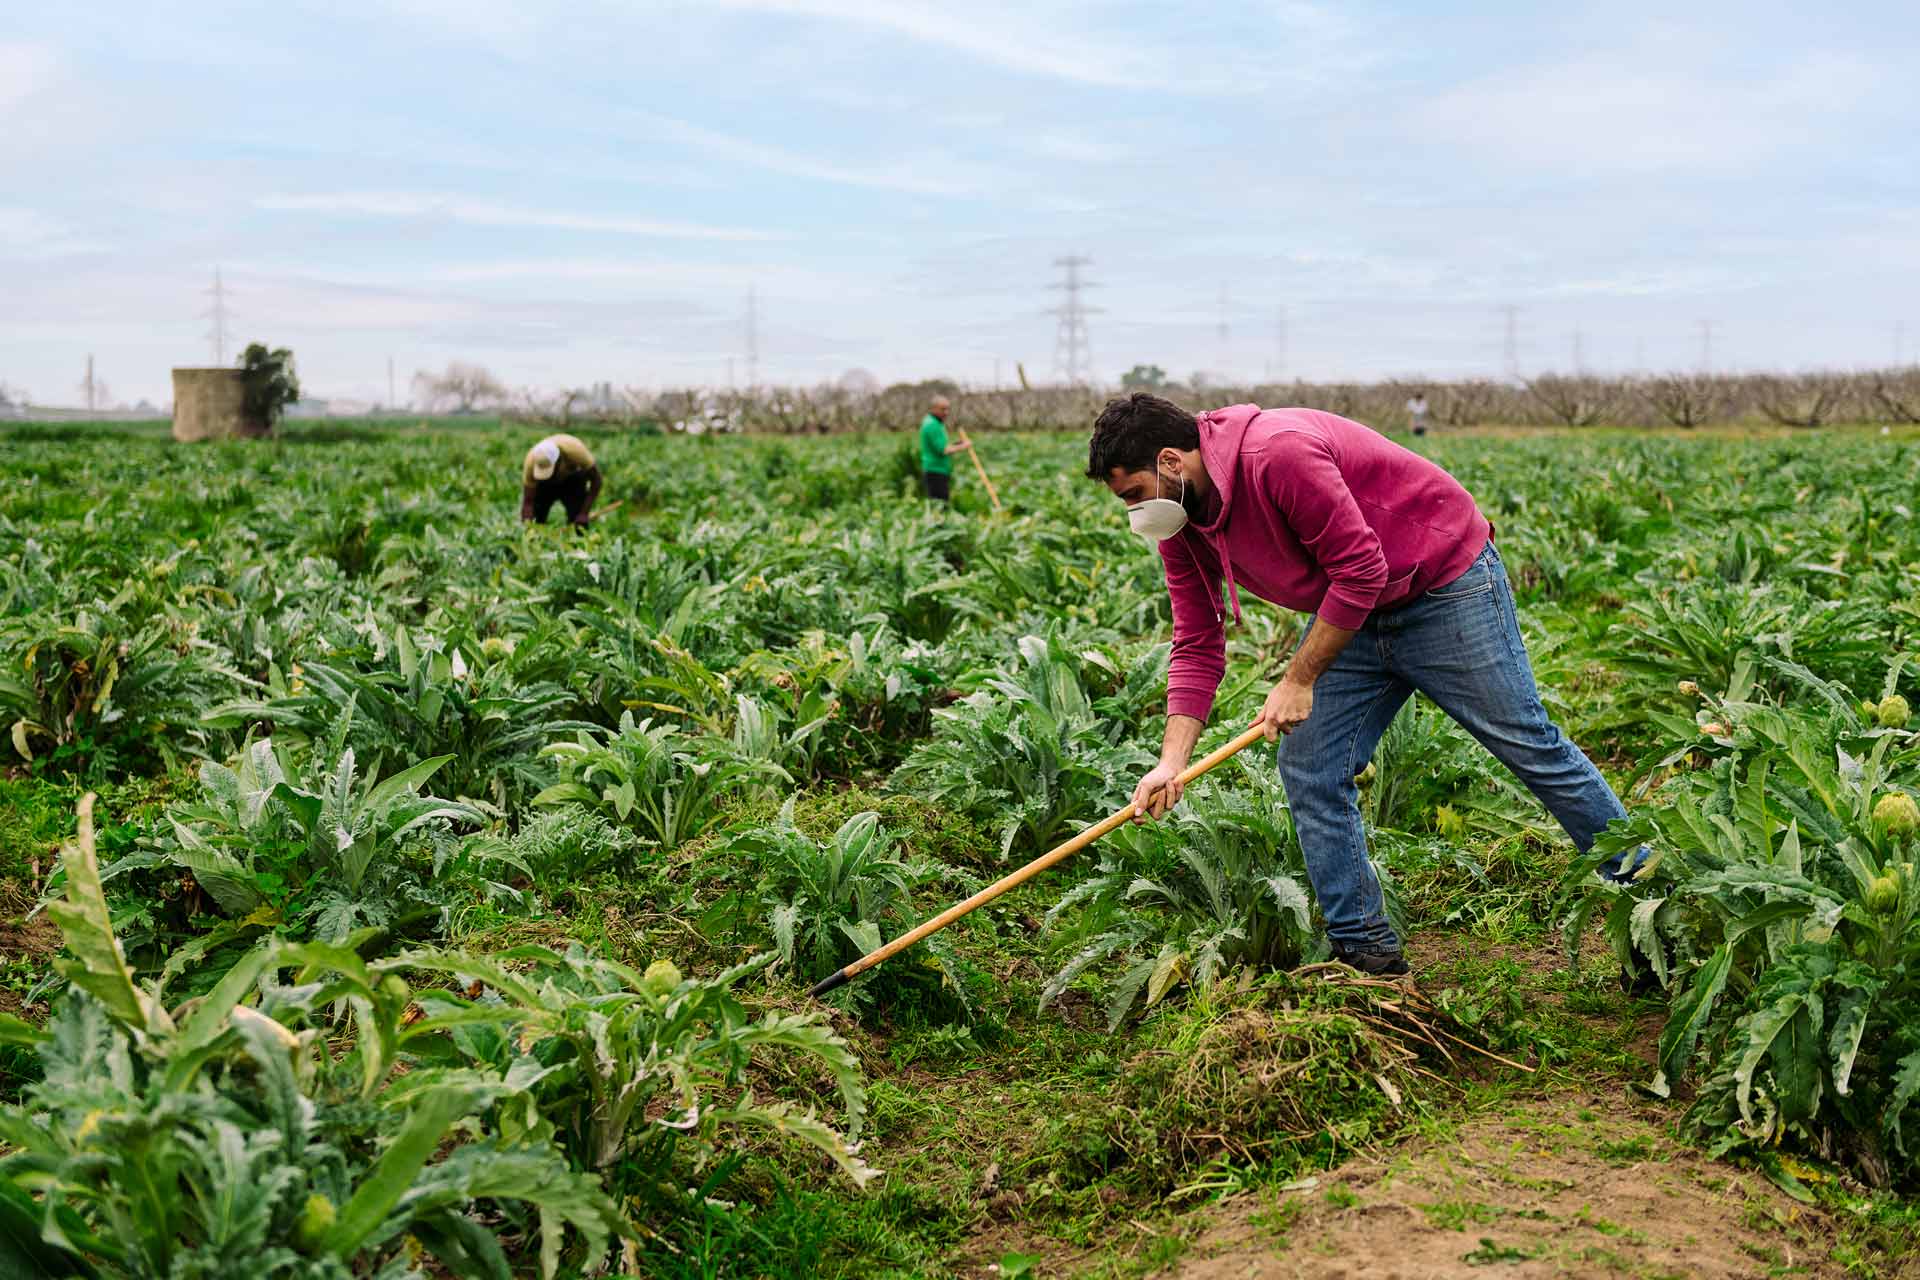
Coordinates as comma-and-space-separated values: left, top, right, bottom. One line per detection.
807, 723, 1268, 997
957, 429, 1002, 513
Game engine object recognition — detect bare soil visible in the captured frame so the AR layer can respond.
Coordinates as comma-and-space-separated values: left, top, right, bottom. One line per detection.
1164, 1092, 1860, 1280
955, 1093, 1882, 1280
952, 933, 1896, 1280
0, 876, 59, 1020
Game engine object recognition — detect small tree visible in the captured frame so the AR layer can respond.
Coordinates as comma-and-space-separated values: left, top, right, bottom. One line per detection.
412, 361, 507, 414
1526, 374, 1619, 427
238, 342, 299, 432
1437, 379, 1502, 428
1644, 373, 1724, 429
1871, 370, 1920, 425
1753, 373, 1852, 429
1121, 364, 1168, 390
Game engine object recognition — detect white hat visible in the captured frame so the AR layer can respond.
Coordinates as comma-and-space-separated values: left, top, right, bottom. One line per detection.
529, 439, 560, 480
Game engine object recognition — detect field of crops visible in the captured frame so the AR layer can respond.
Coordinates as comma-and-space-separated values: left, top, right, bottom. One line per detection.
4, 418, 1920, 1277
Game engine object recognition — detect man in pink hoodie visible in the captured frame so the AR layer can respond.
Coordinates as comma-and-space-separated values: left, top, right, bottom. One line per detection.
1089, 393, 1642, 975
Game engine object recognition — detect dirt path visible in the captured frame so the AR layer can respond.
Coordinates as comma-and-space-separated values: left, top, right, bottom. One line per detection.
957, 1091, 1877, 1280
1164, 1092, 1859, 1280
951, 930, 1903, 1280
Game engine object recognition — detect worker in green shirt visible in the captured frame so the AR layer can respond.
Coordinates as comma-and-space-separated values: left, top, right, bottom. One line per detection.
917, 396, 971, 501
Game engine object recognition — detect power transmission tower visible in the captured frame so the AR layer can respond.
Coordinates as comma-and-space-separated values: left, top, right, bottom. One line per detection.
745, 285, 760, 390
1698, 319, 1713, 374
1498, 305, 1520, 381
203, 268, 233, 365
1048, 255, 1100, 386
1216, 283, 1231, 378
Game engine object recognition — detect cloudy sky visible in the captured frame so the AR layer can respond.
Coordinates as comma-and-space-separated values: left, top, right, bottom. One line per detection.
3, 1, 1916, 406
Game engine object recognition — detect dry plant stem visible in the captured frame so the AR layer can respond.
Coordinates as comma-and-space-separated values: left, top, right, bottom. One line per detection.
1296, 964, 1538, 1074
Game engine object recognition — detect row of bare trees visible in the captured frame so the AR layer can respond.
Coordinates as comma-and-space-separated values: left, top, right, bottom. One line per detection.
434, 364, 1920, 435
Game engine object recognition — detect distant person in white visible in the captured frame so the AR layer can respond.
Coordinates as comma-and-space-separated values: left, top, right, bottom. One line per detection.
1406, 392, 1430, 437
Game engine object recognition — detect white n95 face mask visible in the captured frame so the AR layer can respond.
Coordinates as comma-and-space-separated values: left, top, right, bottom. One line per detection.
1127, 469, 1189, 547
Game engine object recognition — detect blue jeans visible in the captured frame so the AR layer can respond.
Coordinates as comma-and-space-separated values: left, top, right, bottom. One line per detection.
1276, 541, 1637, 952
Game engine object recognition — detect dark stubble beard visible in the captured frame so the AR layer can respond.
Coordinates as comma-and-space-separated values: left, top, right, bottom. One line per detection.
1181, 479, 1206, 523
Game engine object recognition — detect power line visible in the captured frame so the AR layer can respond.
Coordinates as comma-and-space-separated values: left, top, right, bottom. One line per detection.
1268, 305, 1288, 381
202, 267, 233, 365
1048, 255, 1100, 386
1498, 305, 1520, 381
1216, 282, 1230, 377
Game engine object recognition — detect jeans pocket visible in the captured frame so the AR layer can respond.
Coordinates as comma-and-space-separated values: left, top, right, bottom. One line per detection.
1425, 559, 1492, 601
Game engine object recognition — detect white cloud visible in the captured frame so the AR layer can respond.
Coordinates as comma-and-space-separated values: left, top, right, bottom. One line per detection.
1413, 30, 1888, 176
0, 42, 57, 112
625, 112, 995, 197
1016, 129, 1132, 165
706, 0, 1187, 90
421, 257, 845, 292
0, 207, 104, 258
254, 192, 790, 240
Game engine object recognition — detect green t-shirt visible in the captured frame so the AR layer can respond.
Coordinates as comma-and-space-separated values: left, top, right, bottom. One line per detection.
918, 414, 952, 475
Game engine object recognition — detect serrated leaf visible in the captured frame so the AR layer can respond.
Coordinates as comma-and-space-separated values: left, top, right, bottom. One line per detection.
46, 795, 173, 1039
1653, 944, 1731, 1094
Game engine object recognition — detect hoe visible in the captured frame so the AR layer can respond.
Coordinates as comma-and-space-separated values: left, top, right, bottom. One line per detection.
808, 723, 1267, 997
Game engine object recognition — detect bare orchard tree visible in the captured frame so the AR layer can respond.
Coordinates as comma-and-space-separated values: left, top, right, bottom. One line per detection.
412, 362, 508, 414
1436, 380, 1506, 428
1642, 373, 1726, 429
1526, 375, 1622, 427
1751, 373, 1854, 429
1869, 369, 1920, 425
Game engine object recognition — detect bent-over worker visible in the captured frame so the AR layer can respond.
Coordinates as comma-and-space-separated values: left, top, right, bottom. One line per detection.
1088, 393, 1643, 976
521, 433, 601, 528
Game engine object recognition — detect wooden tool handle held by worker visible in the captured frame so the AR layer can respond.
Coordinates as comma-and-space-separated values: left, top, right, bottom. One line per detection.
958, 428, 1002, 513
807, 723, 1267, 997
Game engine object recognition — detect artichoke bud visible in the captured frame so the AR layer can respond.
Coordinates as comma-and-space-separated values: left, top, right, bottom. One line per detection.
1873, 793, 1920, 839
295, 1193, 336, 1250
641, 959, 682, 999
1868, 873, 1902, 915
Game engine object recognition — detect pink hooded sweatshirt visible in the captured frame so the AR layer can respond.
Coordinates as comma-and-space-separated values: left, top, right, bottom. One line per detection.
1162, 405, 1492, 721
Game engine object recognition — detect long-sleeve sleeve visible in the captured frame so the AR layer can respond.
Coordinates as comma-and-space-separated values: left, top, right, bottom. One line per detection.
1161, 531, 1227, 721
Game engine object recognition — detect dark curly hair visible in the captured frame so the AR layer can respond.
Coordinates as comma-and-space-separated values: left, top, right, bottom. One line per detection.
1085, 392, 1199, 479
